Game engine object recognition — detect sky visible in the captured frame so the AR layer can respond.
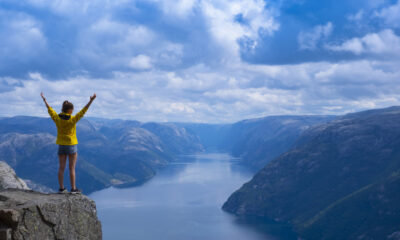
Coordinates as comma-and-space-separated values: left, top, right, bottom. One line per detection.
0, 0, 400, 123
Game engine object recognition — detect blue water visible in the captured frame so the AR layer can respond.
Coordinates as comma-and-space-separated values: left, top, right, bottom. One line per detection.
90, 153, 293, 240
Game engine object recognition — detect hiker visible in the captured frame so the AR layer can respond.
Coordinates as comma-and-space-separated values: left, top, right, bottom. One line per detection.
41, 92, 96, 194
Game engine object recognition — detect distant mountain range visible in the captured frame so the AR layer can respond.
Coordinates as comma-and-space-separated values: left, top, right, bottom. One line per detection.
0, 114, 332, 194
181, 115, 334, 170
221, 115, 335, 169
2, 106, 399, 238
223, 106, 400, 239
0, 116, 204, 193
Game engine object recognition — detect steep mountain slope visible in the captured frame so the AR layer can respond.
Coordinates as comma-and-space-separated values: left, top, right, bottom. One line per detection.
301, 170, 400, 239
0, 116, 203, 193
223, 106, 400, 239
223, 115, 335, 169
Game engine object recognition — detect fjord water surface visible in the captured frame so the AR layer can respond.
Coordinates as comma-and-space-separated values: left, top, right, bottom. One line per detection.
90, 153, 295, 240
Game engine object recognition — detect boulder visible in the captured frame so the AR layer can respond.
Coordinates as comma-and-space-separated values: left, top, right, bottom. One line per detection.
0, 162, 29, 191
0, 189, 102, 240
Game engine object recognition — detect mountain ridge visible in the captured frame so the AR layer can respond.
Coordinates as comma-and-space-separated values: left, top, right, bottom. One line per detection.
0, 116, 204, 193
222, 106, 400, 239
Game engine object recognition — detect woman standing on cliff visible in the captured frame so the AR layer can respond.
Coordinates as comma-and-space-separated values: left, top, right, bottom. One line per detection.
41, 92, 96, 194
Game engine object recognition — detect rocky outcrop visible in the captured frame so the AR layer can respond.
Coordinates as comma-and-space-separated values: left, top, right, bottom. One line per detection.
0, 162, 29, 191
0, 189, 102, 240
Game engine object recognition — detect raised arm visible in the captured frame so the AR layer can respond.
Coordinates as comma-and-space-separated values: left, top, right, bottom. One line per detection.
72, 93, 96, 123
41, 92, 58, 121
41, 92, 51, 109
85, 93, 96, 109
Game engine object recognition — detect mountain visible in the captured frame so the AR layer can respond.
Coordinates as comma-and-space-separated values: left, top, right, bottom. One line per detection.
223, 106, 400, 239
181, 116, 335, 170
175, 123, 231, 151
0, 113, 335, 194
0, 116, 204, 193
222, 115, 335, 170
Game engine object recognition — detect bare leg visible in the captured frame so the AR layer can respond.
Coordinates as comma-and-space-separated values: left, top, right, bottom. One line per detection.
58, 154, 67, 189
69, 153, 78, 189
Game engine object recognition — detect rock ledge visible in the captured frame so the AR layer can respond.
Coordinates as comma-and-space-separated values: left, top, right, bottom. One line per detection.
0, 189, 102, 240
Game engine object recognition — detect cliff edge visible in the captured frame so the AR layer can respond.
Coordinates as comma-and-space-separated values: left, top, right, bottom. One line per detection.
0, 189, 102, 240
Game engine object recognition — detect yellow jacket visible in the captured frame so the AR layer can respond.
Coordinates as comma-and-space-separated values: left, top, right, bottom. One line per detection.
48, 106, 88, 145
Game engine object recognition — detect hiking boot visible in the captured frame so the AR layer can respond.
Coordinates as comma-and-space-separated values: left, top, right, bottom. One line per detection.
58, 188, 68, 194
70, 188, 82, 194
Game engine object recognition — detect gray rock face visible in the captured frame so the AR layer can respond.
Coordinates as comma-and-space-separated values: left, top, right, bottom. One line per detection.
0, 162, 29, 191
0, 189, 102, 240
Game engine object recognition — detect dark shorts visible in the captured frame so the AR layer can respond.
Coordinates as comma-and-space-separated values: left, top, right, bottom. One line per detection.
58, 145, 78, 155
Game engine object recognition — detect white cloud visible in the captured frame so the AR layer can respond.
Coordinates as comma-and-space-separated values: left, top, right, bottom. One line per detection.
1, 59, 400, 122
203, 87, 301, 106
347, 10, 364, 21
200, 0, 278, 60
313, 61, 400, 85
327, 38, 364, 55
77, 17, 187, 71
298, 22, 333, 50
0, 10, 46, 59
0, 0, 278, 75
86, 18, 155, 48
2, 0, 400, 123
163, 102, 195, 114
327, 29, 400, 57
129, 55, 152, 70
374, 0, 400, 27
166, 65, 225, 91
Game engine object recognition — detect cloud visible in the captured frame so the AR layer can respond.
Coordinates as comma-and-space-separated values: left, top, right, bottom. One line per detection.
129, 55, 153, 70
327, 38, 364, 55
0, 0, 277, 78
347, 10, 364, 22
374, 0, 400, 27
0, 77, 23, 93
77, 18, 158, 73
0, 9, 47, 75
240, 0, 400, 64
1, 0, 400, 122
200, 0, 278, 59
327, 29, 400, 57
298, 22, 333, 50
1, 58, 400, 123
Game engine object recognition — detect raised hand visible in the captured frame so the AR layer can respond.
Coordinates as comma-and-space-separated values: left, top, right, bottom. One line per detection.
41, 92, 51, 109
90, 93, 97, 101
